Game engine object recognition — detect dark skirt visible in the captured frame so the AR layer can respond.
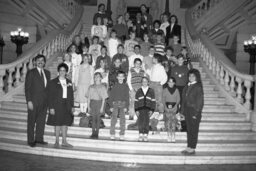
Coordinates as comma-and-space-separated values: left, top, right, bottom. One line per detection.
47, 99, 73, 126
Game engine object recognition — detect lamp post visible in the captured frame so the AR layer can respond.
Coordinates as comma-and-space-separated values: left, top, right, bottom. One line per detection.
0, 35, 5, 64
244, 36, 256, 75
10, 28, 29, 57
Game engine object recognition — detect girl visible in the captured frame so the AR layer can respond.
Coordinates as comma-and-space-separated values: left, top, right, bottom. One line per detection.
74, 55, 94, 116
91, 16, 107, 42
63, 53, 72, 80
94, 58, 109, 87
47, 63, 74, 148
140, 33, 153, 57
163, 77, 180, 142
112, 15, 128, 42
81, 44, 93, 66
181, 46, 192, 70
88, 72, 108, 139
89, 36, 101, 67
106, 30, 120, 58
135, 77, 156, 142
181, 69, 204, 155
67, 44, 82, 83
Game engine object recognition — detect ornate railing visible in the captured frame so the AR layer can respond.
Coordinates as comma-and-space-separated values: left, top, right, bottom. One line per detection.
0, 5, 83, 101
185, 5, 256, 131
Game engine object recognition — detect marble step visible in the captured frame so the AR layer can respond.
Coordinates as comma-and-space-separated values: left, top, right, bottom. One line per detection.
1, 130, 256, 152
0, 138, 256, 164
0, 120, 254, 139
0, 109, 245, 122
0, 102, 234, 113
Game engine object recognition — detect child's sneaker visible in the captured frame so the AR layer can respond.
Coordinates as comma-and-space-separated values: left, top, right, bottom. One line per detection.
167, 136, 171, 142
119, 135, 125, 141
171, 134, 176, 143
110, 135, 115, 140
138, 134, 143, 142
143, 134, 148, 142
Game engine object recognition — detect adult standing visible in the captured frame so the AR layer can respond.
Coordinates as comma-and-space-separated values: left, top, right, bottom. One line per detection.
166, 15, 181, 45
25, 54, 50, 147
140, 4, 153, 30
181, 69, 204, 155
93, 3, 110, 25
47, 63, 74, 148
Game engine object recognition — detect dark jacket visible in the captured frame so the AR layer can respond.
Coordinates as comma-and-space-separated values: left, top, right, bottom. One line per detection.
166, 24, 181, 44
25, 68, 51, 105
47, 77, 74, 110
181, 83, 204, 117
134, 87, 156, 112
109, 83, 130, 109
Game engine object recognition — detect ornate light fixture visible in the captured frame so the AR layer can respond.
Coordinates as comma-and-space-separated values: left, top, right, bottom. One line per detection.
244, 35, 256, 75
10, 28, 29, 57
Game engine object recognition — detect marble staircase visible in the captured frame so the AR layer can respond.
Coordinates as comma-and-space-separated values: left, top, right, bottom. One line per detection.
0, 59, 256, 164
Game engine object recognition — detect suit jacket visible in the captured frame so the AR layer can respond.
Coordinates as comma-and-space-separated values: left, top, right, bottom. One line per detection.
25, 68, 51, 105
181, 83, 204, 117
166, 24, 181, 44
47, 77, 74, 110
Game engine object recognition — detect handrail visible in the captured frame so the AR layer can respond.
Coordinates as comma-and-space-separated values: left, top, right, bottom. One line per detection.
185, 7, 255, 124
0, 5, 84, 99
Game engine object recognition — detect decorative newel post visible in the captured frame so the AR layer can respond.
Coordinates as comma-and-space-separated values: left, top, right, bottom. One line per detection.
252, 77, 256, 131
165, 0, 170, 15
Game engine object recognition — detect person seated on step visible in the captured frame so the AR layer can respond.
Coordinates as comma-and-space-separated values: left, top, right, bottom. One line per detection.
181, 69, 204, 155
47, 63, 74, 149
87, 72, 108, 139
108, 71, 129, 141
163, 77, 180, 143
135, 77, 156, 142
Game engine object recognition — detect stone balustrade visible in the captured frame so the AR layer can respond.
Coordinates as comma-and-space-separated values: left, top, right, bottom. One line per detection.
192, 0, 222, 20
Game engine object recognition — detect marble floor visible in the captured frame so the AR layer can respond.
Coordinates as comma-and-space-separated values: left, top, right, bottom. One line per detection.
0, 150, 256, 171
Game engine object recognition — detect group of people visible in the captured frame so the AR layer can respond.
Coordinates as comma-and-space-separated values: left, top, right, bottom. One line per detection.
25, 3, 204, 155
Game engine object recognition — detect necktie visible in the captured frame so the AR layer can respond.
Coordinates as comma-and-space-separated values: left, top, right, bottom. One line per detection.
40, 70, 45, 87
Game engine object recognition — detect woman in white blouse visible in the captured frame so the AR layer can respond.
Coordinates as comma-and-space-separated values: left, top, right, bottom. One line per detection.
47, 63, 74, 148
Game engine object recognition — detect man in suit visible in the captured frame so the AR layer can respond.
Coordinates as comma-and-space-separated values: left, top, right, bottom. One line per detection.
25, 54, 51, 147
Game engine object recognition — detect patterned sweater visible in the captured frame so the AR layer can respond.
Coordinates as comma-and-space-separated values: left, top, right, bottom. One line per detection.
135, 87, 156, 112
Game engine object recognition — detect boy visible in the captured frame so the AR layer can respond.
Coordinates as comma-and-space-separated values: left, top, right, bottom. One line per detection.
109, 71, 130, 140
95, 46, 111, 70
106, 30, 120, 58
109, 58, 122, 89
112, 44, 129, 74
143, 46, 155, 71
165, 46, 177, 74
154, 33, 166, 56
129, 45, 144, 69
150, 20, 164, 43
127, 58, 146, 120
124, 30, 138, 57
169, 35, 181, 56
140, 33, 152, 57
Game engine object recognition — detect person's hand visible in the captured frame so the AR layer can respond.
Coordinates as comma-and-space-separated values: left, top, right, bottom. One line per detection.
50, 109, 55, 115
110, 108, 113, 112
124, 108, 128, 113
27, 101, 33, 111
192, 116, 197, 119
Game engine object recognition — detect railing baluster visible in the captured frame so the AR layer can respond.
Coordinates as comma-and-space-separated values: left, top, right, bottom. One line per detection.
7, 68, 14, 92
14, 65, 21, 87
229, 75, 236, 97
224, 70, 230, 91
220, 65, 224, 85
236, 77, 243, 104
244, 80, 252, 110
0, 72, 4, 95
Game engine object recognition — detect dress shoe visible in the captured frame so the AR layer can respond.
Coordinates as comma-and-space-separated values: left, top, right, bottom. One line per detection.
35, 141, 48, 145
28, 142, 36, 148
186, 150, 196, 155
61, 143, 73, 148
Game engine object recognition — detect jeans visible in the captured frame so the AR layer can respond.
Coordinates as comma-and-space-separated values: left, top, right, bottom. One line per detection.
110, 101, 126, 135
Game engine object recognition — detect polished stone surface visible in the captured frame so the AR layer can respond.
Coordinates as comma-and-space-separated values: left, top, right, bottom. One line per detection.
0, 150, 256, 171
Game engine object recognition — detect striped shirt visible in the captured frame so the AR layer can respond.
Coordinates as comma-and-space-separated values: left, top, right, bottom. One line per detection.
154, 43, 165, 56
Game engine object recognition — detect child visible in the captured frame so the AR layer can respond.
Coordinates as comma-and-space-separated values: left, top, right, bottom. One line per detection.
181, 46, 192, 70
112, 44, 129, 74
170, 54, 189, 102
147, 53, 167, 114
150, 20, 164, 43
169, 35, 182, 56
154, 33, 166, 56
95, 59, 109, 86
91, 16, 107, 42
63, 53, 72, 80
160, 13, 170, 36
95, 46, 111, 70
143, 46, 155, 71
89, 36, 101, 67
134, 12, 147, 40
165, 46, 177, 74
127, 58, 146, 120
81, 44, 93, 66
109, 71, 130, 140
112, 15, 128, 42
109, 58, 122, 89
135, 77, 156, 142
68, 44, 82, 83
124, 30, 138, 57
88, 72, 108, 139
106, 30, 120, 58
74, 55, 94, 116
129, 45, 144, 69
140, 33, 153, 57
163, 77, 180, 142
